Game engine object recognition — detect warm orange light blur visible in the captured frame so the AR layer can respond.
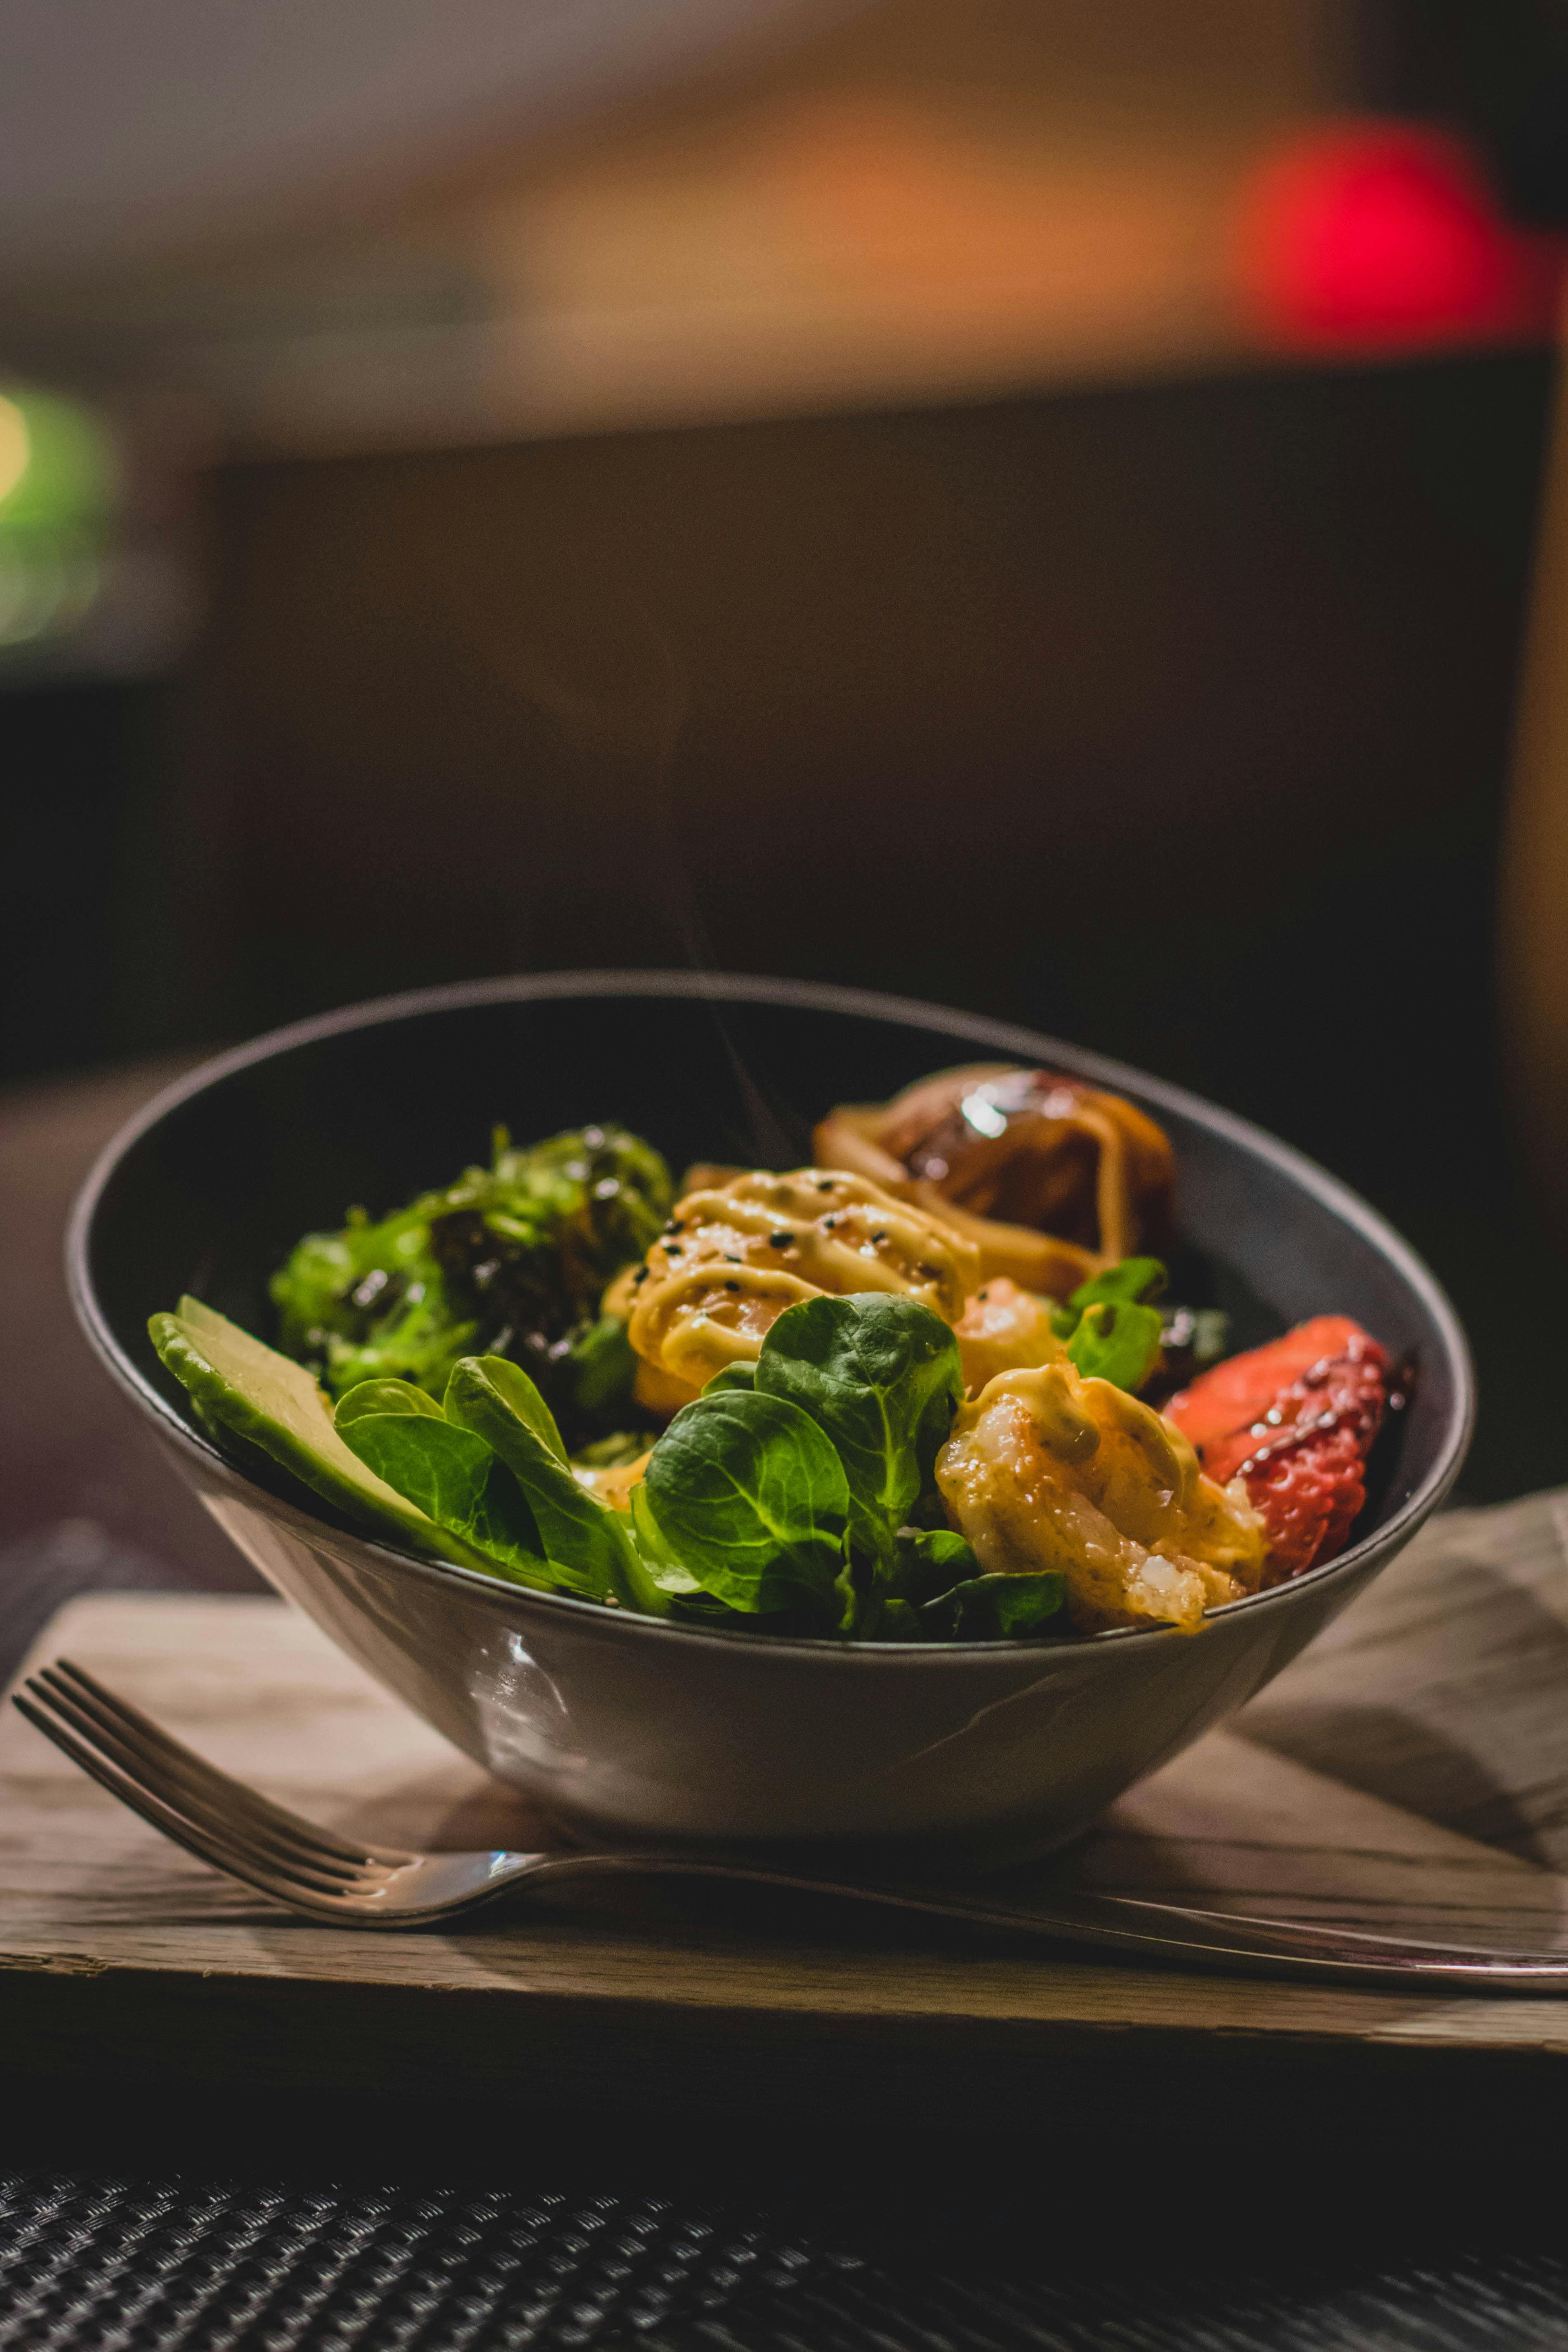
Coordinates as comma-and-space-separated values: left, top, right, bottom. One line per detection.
768, 96, 1233, 318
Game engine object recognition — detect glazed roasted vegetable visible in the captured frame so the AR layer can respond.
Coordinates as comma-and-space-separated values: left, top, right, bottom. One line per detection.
270, 1124, 671, 1445
815, 1065, 1174, 1292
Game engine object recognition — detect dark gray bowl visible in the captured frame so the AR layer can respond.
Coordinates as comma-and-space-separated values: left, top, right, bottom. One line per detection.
67, 972, 1473, 1867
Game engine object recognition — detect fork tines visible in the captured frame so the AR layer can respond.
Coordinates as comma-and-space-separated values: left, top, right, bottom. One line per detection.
14, 1659, 413, 1912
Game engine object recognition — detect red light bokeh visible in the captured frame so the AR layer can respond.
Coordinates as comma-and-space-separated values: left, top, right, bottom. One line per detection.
1233, 124, 1564, 353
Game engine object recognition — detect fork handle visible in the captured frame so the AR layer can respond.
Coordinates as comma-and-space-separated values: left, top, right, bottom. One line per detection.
513, 1851, 1568, 1991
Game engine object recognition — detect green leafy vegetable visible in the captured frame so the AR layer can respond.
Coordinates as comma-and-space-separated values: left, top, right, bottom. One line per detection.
335, 1387, 554, 1588
634, 1387, 851, 1621
917, 1572, 1067, 1640
149, 1298, 490, 1571
272, 1211, 473, 1402
335, 1378, 446, 1426
444, 1352, 568, 1464
627, 1485, 727, 1607
1050, 1256, 1165, 1335
566, 1314, 640, 1419
754, 1294, 962, 1565
269, 1124, 671, 1442
889, 1526, 982, 1605
1072, 1257, 1167, 1312
1046, 1257, 1167, 1391
1065, 1299, 1165, 1392
441, 1356, 648, 1605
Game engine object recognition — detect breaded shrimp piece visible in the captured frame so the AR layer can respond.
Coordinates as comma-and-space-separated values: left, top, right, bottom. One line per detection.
954, 1277, 1070, 1394
936, 1364, 1266, 1634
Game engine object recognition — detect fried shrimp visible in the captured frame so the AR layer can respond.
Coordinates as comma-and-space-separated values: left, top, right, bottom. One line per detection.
936, 1363, 1266, 1633
953, 1276, 1071, 1393
623, 1168, 978, 1401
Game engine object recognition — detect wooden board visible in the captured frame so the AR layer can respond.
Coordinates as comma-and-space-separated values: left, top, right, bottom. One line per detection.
7, 1492, 1568, 2129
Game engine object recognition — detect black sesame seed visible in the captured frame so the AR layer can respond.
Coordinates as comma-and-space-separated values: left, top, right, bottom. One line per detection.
769, 1231, 793, 1248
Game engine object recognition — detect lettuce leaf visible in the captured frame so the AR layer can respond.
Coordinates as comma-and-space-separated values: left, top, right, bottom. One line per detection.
634, 1387, 851, 1622
754, 1293, 962, 1566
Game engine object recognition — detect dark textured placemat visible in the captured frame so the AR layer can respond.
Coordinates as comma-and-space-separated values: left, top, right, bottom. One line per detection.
762, 2254, 1568, 2352
5, 2172, 1568, 2352
0, 2177, 851, 2351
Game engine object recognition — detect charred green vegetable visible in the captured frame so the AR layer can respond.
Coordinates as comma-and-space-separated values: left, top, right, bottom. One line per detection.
270, 1124, 671, 1445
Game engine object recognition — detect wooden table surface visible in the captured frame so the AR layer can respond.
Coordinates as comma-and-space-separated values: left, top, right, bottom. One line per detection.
10, 1518, 1568, 2131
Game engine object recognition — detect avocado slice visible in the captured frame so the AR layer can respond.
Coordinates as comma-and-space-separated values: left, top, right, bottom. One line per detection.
149, 1296, 490, 1570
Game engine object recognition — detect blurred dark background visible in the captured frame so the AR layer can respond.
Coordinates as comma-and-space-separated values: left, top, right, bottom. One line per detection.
4, 0, 1568, 1555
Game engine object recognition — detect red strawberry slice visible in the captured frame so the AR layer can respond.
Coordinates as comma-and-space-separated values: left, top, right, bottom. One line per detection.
1166, 1320, 1388, 1579
1164, 1315, 1366, 1450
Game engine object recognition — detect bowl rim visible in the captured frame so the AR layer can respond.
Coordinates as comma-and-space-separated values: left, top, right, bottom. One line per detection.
67, 967, 1476, 1663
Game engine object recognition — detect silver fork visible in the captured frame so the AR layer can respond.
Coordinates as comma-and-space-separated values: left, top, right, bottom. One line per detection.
17, 1658, 1568, 1991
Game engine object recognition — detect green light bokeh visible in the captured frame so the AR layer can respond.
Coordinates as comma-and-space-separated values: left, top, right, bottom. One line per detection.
0, 387, 119, 647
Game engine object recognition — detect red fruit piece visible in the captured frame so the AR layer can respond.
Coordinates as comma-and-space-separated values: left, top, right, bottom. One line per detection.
1164, 1315, 1365, 1450
1166, 1320, 1388, 1580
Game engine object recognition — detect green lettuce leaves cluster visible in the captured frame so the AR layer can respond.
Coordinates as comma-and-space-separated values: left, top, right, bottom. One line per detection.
627, 1292, 1064, 1638
335, 1291, 1067, 1640
336, 1356, 660, 1610
151, 1291, 1069, 1645
269, 1124, 671, 1447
